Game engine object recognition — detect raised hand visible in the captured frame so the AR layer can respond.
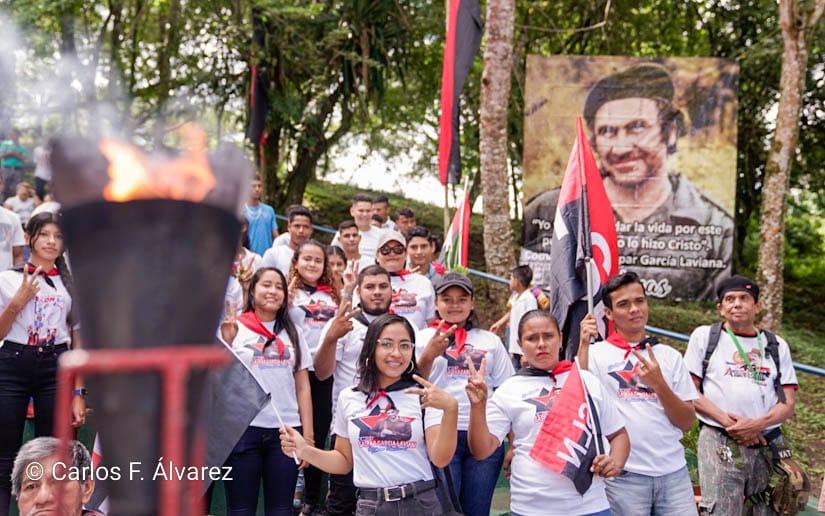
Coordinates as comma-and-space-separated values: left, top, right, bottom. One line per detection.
465, 357, 488, 406
342, 260, 359, 295
631, 345, 666, 392
10, 265, 41, 312
238, 256, 255, 284
424, 320, 458, 357
406, 374, 458, 413
220, 300, 239, 344
328, 300, 361, 340
579, 313, 599, 347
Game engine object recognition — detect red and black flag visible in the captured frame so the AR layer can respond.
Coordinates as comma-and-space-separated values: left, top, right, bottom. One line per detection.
247, 7, 268, 145
437, 0, 482, 185
549, 117, 619, 360
529, 362, 603, 494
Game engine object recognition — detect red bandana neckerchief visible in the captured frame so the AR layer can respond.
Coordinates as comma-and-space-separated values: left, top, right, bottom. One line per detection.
362, 378, 416, 408
392, 269, 412, 280
13, 262, 59, 288
515, 360, 574, 381
429, 319, 469, 354
431, 262, 446, 275
237, 311, 285, 357
605, 333, 659, 359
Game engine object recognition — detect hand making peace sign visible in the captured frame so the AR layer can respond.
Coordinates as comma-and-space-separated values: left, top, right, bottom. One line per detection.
327, 299, 362, 341
220, 300, 239, 344
406, 374, 458, 413
465, 357, 488, 406
631, 345, 666, 392
10, 265, 41, 313
424, 319, 459, 357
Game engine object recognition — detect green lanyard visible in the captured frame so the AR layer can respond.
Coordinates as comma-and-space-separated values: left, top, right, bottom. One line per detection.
724, 326, 764, 384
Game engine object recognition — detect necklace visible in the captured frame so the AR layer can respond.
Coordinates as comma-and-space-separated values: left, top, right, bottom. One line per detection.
245, 204, 263, 221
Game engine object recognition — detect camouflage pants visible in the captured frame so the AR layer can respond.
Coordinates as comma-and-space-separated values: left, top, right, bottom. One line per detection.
697, 425, 777, 515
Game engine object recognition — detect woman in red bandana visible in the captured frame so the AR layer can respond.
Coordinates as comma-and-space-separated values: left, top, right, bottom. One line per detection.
280, 313, 458, 515
0, 212, 85, 511
286, 240, 341, 514
466, 310, 630, 516
220, 267, 313, 516
415, 271, 515, 516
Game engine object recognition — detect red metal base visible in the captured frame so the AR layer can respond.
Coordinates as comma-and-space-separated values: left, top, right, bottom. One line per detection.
54, 346, 230, 516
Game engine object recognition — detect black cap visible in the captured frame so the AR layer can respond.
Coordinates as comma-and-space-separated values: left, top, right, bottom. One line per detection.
434, 272, 473, 295
716, 275, 759, 302
583, 64, 675, 128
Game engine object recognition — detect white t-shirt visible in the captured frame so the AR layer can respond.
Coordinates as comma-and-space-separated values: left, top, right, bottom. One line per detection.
0, 207, 24, 270
318, 313, 379, 414
388, 273, 435, 330
261, 245, 295, 278
227, 320, 311, 428
486, 371, 624, 516
0, 269, 72, 345
333, 387, 441, 488
417, 327, 514, 430
358, 227, 385, 261
290, 287, 338, 363
684, 325, 798, 429
588, 340, 698, 476
33, 146, 51, 181
4, 196, 35, 225
508, 290, 538, 354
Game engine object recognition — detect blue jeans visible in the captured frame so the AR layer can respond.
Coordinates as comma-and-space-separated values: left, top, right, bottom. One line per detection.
604, 465, 696, 516
224, 425, 300, 516
448, 430, 504, 516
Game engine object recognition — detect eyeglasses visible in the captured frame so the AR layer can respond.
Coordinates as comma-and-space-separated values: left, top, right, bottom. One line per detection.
379, 244, 406, 256
377, 339, 414, 352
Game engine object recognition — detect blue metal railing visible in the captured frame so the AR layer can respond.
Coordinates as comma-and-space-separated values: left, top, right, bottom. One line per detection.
274, 217, 825, 377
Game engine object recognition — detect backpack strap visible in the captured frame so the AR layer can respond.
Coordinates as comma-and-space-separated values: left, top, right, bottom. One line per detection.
762, 329, 787, 404
699, 322, 723, 393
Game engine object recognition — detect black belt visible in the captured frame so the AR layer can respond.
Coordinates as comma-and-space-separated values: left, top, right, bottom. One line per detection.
2, 340, 69, 354
358, 479, 436, 502
700, 421, 782, 448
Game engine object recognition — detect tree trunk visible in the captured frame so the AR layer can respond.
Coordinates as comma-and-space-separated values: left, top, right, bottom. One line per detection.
756, 0, 825, 331
479, 0, 516, 305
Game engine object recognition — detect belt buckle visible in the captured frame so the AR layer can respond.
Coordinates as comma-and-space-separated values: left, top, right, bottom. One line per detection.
383, 485, 405, 502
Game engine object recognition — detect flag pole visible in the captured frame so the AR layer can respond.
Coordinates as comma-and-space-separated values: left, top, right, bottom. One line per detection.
577, 117, 595, 314
444, 183, 450, 241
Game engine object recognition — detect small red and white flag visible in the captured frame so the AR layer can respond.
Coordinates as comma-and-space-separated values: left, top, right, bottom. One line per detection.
439, 188, 471, 270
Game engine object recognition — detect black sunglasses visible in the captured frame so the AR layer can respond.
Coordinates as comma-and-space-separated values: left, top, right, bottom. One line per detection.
379, 244, 406, 255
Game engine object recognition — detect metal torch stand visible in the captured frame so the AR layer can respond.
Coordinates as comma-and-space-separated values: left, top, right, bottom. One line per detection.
53, 346, 229, 516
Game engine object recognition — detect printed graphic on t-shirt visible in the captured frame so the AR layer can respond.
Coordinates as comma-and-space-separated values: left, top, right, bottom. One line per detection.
608, 361, 658, 401
299, 298, 337, 327
390, 288, 418, 313
524, 387, 559, 423
352, 403, 416, 452
245, 336, 292, 368
724, 349, 770, 383
443, 345, 487, 378
28, 294, 67, 346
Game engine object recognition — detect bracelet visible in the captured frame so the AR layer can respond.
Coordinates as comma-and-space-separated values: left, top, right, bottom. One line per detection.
72, 388, 88, 397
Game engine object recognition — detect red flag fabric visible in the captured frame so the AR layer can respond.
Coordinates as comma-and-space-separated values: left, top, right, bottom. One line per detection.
437, 0, 482, 185
549, 117, 619, 360
439, 189, 471, 269
528, 363, 602, 495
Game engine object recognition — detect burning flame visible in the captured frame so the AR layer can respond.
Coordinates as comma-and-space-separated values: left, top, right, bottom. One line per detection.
100, 124, 216, 202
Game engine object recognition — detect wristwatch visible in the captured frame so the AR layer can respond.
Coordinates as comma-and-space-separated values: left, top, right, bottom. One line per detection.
72, 388, 88, 397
